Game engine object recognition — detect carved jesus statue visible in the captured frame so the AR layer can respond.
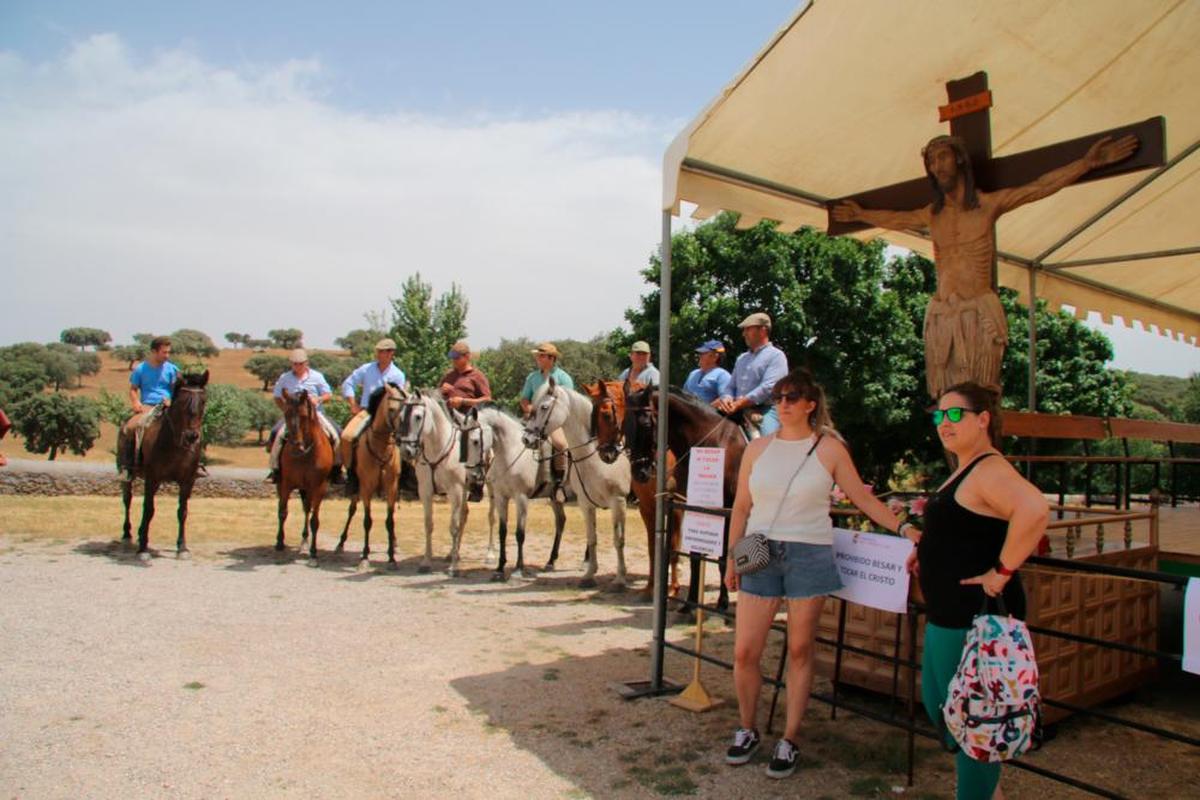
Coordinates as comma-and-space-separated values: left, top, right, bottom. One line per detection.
833, 133, 1138, 398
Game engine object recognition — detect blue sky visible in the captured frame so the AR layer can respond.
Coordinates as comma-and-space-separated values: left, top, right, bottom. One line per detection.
1, 1, 1195, 377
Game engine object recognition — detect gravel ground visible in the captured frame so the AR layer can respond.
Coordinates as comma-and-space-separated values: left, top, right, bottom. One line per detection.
1, 517, 1196, 799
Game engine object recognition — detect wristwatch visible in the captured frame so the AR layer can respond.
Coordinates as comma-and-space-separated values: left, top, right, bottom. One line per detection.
994, 560, 1015, 577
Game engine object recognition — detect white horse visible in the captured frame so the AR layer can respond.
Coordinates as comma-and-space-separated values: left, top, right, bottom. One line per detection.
522, 379, 631, 589
397, 390, 472, 576
465, 404, 567, 580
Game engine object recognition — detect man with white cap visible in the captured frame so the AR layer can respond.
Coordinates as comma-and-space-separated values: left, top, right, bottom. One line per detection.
266, 348, 339, 483
618, 340, 660, 388
713, 312, 788, 436
439, 340, 493, 501
683, 340, 733, 404
339, 338, 408, 494
520, 342, 575, 502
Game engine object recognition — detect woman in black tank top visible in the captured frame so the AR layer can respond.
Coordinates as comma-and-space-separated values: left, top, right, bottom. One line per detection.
914, 382, 1050, 800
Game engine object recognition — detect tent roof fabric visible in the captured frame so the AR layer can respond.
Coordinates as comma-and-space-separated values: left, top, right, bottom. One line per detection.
664, 0, 1200, 345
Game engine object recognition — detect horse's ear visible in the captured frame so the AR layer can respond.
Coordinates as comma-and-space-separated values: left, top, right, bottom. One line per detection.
548, 376, 557, 390
199, 370, 210, 386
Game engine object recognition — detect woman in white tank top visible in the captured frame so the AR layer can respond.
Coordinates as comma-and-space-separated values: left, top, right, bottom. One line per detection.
722, 368, 916, 779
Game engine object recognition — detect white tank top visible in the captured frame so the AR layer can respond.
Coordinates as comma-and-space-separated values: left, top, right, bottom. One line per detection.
745, 435, 834, 545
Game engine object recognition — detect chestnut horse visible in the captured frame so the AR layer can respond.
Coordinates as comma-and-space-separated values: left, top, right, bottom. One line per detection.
336, 383, 405, 570
585, 380, 682, 601
120, 371, 208, 561
275, 389, 335, 560
623, 384, 746, 614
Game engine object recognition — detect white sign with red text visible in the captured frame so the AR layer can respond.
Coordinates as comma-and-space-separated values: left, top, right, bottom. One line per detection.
681, 511, 726, 558
686, 447, 725, 509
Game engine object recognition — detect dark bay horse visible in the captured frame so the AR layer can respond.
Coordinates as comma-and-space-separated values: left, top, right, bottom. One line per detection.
623, 385, 746, 613
585, 380, 681, 601
337, 383, 405, 570
276, 389, 335, 560
121, 371, 209, 561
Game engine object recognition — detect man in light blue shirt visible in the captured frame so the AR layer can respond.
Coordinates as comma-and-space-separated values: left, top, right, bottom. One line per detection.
682, 340, 733, 404
266, 349, 340, 483
617, 340, 660, 388
519, 342, 575, 502
118, 335, 179, 476
713, 312, 788, 435
339, 338, 407, 492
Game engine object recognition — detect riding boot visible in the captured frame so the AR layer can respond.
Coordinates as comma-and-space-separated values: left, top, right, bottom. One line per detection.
551, 453, 568, 504
468, 466, 484, 502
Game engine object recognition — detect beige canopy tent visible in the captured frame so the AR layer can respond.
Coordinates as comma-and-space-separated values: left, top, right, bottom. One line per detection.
663, 0, 1200, 346
644, 0, 1199, 689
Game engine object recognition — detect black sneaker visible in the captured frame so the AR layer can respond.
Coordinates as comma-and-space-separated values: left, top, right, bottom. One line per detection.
725, 727, 761, 765
765, 738, 799, 779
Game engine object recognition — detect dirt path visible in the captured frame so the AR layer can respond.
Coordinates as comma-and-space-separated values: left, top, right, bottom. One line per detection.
1, 516, 1195, 798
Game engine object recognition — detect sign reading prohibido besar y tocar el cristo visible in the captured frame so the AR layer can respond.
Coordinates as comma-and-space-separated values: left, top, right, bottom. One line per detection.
830, 529, 914, 613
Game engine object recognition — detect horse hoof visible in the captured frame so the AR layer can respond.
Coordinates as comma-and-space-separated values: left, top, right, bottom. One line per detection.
137, 551, 152, 562
357, 559, 370, 572
519, 569, 536, 580
418, 564, 432, 575
334, 544, 345, 554
490, 570, 507, 583
274, 542, 285, 552
298, 550, 310, 559
605, 581, 628, 594
447, 567, 460, 578
387, 561, 399, 571
636, 588, 654, 604
307, 558, 319, 568
177, 550, 191, 561
579, 577, 597, 589
542, 562, 556, 572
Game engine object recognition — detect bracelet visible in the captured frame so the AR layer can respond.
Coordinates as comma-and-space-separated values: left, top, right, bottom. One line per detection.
994, 560, 1015, 577
897, 521, 915, 539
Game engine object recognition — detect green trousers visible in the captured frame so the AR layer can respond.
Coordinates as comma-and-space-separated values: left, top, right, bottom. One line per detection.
921, 622, 1001, 800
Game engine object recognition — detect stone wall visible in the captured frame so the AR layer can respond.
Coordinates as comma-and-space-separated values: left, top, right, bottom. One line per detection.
0, 459, 276, 499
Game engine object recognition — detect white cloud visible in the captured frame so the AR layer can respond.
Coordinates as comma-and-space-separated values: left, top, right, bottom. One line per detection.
0, 35, 667, 350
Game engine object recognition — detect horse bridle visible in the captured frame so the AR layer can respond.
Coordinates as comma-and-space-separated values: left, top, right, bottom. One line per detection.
592, 383, 624, 463
525, 389, 561, 447
399, 395, 455, 469
164, 385, 206, 452
364, 388, 404, 465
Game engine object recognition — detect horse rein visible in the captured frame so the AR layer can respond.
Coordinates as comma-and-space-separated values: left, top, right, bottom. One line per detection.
164, 385, 206, 452
399, 396, 456, 470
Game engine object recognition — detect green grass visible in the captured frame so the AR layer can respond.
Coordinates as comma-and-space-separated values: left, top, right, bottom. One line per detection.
183, 681, 205, 690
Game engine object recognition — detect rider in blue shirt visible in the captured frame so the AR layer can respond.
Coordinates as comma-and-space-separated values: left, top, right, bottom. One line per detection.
119, 336, 180, 476
713, 313, 788, 436
339, 338, 407, 494
683, 340, 733, 403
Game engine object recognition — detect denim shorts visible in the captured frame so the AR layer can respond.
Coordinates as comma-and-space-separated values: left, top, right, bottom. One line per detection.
738, 540, 843, 600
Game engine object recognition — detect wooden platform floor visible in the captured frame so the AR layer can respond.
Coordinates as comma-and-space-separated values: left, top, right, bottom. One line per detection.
1157, 504, 1200, 560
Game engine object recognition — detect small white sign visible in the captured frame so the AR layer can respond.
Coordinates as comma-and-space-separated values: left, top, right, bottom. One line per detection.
681, 511, 726, 558
686, 446, 726, 509
1184, 578, 1200, 676
830, 529, 914, 614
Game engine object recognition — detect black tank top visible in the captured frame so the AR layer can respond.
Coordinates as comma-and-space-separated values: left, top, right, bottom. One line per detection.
917, 452, 1026, 628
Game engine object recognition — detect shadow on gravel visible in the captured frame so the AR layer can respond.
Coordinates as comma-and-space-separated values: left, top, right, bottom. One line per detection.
221, 544, 369, 574
74, 539, 162, 567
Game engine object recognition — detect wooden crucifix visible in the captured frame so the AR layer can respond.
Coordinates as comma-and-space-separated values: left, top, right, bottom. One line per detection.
827, 71, 1165, 399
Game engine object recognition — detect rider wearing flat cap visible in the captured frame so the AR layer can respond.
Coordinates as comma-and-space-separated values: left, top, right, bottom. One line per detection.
339, 338, 408, 494
265, 348, 340, 484
712, 312, 788, 436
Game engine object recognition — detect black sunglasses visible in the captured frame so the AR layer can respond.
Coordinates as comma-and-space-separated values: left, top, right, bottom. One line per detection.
931, 407, 976, 425
771, 389, 808, 405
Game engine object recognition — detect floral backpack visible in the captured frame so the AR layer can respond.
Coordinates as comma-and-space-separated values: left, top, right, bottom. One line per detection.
942, 605, 1041, 763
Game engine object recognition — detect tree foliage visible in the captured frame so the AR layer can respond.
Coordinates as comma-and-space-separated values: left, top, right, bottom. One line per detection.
388, 273, 469, 389
267, 328, 304, 349
201, 384, 252, 446
225, 332, 251, 348
335, 328, 386, 362
169, 328, 219, 358
617, 213, 1131, 483
477, 336, 621, 415
308, 351, 356, 389
60, 327, 111, 350
242, 388, 280, 444
244, 354, 291, 391
96, 388, 133, 428
12, 393, 101, 460
112, 343, 147, 371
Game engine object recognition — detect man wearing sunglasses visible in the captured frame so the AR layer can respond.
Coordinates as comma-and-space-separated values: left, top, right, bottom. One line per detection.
713, 312, 788, 436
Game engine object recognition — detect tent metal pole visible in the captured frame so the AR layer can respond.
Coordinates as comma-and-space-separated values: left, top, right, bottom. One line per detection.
650, 209, 673, 691
1028, 265, 1038, 413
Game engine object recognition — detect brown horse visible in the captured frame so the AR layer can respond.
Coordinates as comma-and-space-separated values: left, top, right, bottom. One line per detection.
120, 371, 209, 561
276, 389, 335, 560
584, 380, 682, 601
623, 384, 747, 613
336, 383, 405, 570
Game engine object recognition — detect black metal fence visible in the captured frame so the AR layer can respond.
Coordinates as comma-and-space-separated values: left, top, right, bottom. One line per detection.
641, 498, 1198, 800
